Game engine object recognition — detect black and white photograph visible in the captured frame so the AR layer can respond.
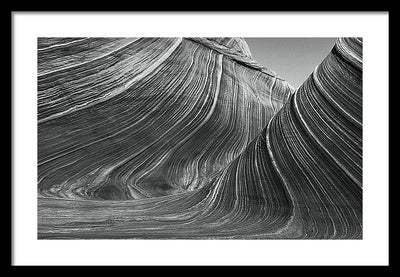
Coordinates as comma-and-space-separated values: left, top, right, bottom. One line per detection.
12, 12, 389, 266
37, 37, 363, 240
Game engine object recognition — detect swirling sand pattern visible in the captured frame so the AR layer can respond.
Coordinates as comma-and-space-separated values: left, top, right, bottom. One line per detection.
38, 37, 362, 239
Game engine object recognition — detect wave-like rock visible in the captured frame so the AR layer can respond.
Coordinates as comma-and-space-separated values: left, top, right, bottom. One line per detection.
38, 37, 362, 239
38, 37, 293, 200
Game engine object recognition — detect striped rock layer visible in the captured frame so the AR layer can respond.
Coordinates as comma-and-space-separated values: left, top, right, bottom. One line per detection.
38, 37, 362, 239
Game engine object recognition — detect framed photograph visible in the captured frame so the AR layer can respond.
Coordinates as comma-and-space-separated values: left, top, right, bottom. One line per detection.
12, 11, 389, 266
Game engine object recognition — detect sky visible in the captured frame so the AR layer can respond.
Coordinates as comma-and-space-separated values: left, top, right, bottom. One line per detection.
245, 38, 337, 89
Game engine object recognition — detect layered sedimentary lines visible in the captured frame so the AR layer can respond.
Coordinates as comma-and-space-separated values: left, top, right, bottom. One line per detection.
38, 37, 362, 239
38, 37, 293, 200
188, 37, 286, 80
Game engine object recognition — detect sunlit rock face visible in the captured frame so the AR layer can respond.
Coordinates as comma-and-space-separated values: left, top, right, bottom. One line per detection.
38, 37, 362, 239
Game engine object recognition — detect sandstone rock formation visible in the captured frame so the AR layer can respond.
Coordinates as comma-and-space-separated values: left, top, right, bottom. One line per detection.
38, 37, 362, 239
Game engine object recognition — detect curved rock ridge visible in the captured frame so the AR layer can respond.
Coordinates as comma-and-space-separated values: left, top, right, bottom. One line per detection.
187, 37, 288, 80
195, 37, 253, 59
38, 37, 362, 239
38, 37, 294, 201
266, 37, 363, 238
